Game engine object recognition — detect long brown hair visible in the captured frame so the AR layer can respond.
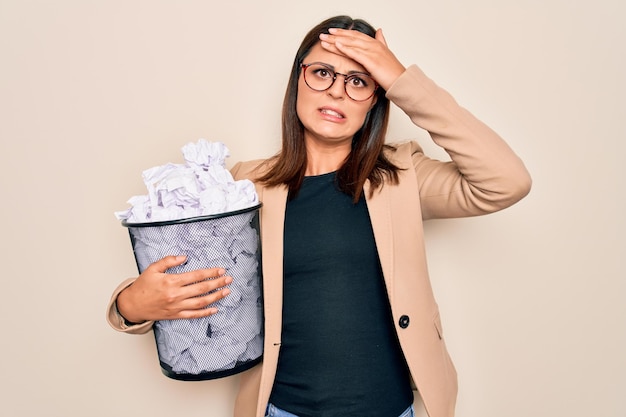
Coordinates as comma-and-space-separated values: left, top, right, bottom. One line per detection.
257, 15, 400, 202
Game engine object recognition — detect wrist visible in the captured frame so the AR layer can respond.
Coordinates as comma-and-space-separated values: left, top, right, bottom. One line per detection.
116, 286, 145, 325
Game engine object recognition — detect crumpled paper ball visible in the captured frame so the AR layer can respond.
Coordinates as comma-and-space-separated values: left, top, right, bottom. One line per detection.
115, 139, 258, 222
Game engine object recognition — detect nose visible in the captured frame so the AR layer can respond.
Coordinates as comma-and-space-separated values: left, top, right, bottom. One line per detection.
327, 74, 346, 99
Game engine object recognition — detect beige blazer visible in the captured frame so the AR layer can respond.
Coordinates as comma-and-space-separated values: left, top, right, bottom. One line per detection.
107, 65, 531, 417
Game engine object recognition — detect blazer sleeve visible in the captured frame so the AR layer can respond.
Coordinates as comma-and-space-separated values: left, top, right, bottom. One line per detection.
386, 65, 532, 220
106, 277, 155, 334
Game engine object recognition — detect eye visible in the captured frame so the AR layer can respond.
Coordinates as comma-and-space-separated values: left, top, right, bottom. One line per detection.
312, 66, 334, 80
347, 74, 370, 88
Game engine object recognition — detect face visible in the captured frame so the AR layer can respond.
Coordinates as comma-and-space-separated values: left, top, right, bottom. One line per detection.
296, 43, 376, 148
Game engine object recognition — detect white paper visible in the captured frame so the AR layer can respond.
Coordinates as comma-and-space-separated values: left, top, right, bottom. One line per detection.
115, 139, 258, 223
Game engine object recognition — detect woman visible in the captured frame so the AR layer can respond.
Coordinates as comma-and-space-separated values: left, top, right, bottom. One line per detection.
107, 15, 531, 417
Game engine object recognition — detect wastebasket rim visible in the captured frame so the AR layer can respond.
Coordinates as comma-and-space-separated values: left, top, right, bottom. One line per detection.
121, 203, 262, 228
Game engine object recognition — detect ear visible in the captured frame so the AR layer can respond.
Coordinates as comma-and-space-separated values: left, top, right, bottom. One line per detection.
369, 94, 378, 110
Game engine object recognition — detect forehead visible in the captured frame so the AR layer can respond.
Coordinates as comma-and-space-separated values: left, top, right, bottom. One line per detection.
303, 42, 368, 73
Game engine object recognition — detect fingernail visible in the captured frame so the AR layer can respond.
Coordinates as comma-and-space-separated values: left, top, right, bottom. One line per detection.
328, 28, 338, 34
175, 255, 187, 261
319, 33, 329, 40
224, 276, 233, 284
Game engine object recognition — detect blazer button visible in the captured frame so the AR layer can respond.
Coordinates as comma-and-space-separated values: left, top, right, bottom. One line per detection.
398, 315, 410, 329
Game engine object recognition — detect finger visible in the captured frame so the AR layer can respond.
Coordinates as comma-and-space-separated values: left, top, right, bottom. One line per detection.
177, 307, 219, 320
322, 31, 369, 51
327, 27, 371, 41
319, 39, 344, 56
319, 37, 370, 64
187, 285, 232, 311
145, 255, 188, 274
375, 28, 388, 47
176, 281, 233, 319
180, 274, 233, 299
320, 31, 384, 66
175, 267, 228, 287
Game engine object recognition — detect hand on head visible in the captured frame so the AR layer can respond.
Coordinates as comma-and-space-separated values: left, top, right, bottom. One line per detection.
318, 28, 406, 91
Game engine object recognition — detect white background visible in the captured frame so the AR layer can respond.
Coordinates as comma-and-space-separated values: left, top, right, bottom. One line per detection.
1, 1, 623, 416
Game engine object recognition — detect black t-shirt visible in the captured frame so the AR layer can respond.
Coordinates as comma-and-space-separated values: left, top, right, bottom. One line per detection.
269, 172, 413, 417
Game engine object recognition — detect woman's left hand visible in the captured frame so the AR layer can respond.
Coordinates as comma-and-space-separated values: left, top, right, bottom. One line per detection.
319, 28, 406, 91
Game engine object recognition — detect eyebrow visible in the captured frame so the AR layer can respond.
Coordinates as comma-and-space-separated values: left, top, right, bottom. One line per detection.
305, 61, 371, 76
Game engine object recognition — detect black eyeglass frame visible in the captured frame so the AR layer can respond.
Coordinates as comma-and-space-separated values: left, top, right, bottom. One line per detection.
300, 62, 379, 102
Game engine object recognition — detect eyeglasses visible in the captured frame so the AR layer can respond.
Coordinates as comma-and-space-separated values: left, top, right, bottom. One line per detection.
300, 62, 378, 102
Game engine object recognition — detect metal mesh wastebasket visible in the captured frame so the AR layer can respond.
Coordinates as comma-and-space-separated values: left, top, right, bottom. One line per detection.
122, 203, 263, 380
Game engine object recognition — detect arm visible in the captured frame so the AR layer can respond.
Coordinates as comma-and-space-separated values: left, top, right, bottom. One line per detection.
320, 27, 531, 220
387, 66, 531, 219
106, 256, 234, 333
106, 277, 154, 334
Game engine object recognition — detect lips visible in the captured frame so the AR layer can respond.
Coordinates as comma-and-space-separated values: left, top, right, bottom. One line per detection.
319, 107, 345, 119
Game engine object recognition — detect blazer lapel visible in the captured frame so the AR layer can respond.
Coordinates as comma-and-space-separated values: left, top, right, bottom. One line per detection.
258, 184, 288, 344
365, 180, 395, 306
